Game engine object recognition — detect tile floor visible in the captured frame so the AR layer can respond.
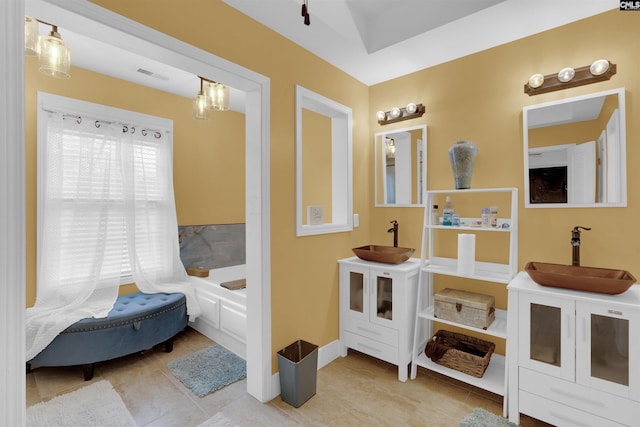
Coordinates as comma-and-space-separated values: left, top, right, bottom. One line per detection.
26, 327, 550, 426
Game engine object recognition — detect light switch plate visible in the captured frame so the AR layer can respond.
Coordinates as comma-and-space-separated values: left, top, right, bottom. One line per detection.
353, 213, 359, 227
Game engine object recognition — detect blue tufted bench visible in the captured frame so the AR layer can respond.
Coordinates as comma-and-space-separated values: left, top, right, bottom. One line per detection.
27, 292, 188, 380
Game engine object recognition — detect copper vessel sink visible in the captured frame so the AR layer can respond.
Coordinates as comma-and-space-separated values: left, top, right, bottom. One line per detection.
352, 245, 415, 264
525, 261, 636, 295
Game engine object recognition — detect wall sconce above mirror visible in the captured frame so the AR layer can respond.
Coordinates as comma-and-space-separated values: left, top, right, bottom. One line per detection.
375, 125, 427, 207
376, 103, 425, 125
296, 85, 353, 236
523, 87, 626, 208
524, 60, 616, 96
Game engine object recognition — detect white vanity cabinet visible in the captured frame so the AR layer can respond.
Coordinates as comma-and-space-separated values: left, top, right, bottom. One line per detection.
508, 272, 640, 426
338, 256, 420, 381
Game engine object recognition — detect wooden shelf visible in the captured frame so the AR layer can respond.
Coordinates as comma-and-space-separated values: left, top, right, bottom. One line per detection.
418, 306, 507, 339
414, 351, 506, 396
422, 257, 514, 284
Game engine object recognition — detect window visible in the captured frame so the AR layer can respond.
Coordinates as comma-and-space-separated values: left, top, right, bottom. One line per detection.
37, 92, 175, 289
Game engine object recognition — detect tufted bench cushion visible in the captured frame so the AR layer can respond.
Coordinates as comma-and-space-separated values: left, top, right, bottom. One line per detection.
27, 292, 187, 380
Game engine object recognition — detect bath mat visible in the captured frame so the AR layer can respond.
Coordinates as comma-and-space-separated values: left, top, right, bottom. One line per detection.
26, 380, 136, 427
459, 408, 517, 427
168, 344, 246, 397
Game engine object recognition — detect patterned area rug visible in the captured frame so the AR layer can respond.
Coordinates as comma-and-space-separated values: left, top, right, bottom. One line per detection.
168, 344, 246, 397
27, 380, 136, 427
459, 408, 517, 427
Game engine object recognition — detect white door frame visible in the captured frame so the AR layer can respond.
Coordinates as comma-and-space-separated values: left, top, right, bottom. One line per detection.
3, 1, 273, 423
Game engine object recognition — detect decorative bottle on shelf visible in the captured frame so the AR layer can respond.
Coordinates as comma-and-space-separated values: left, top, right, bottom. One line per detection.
442, 196, 454, 226
431, 204, 439, 225
448, 140, 478, 189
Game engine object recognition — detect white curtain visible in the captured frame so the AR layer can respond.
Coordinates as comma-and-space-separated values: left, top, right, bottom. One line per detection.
26, 110, 200, 361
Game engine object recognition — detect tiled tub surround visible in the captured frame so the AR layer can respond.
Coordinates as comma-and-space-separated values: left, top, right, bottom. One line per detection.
178, 224, 245, 270
189, 264, 247, 358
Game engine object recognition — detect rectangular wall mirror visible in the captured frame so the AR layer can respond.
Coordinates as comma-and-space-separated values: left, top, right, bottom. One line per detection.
296, 85, 353, 236
375, 125, 427, 207
523, 87, 626, 208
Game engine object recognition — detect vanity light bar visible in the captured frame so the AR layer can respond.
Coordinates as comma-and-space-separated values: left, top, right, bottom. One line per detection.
524, 61, 617, 96
376, 103, 425, 125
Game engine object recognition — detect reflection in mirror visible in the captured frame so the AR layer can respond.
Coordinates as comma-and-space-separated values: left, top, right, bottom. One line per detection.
296, 85, 353, 236
375, 125, 427, 207
523, 88, 626, 208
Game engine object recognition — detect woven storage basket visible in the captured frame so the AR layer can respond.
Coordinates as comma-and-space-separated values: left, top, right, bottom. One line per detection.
425, 330, 495, 378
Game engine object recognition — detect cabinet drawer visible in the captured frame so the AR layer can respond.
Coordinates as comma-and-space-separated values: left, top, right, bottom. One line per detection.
520, 368, 638, 426
519, 390, 625, 427
343, 317, 398, 346
343, 331, 397, 365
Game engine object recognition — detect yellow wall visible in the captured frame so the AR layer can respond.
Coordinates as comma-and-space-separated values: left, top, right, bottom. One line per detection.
369, 9, 639, 353
25, 56, 245, 306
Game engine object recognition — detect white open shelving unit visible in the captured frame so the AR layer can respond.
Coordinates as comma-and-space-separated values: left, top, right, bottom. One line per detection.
410, 188, 518, 416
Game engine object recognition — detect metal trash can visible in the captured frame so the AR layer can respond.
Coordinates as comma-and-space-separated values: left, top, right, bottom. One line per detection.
277, 339, 318, 407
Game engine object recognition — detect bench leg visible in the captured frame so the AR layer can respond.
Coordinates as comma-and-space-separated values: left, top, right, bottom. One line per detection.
164, 338, 174, 353
83, 363, 95, 381
26, 362, 32, 374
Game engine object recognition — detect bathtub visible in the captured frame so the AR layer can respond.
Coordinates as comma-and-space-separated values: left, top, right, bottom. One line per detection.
189, 264, 247, 358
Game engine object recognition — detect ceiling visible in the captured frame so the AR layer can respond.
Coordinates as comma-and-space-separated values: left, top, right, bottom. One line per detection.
35, 0, 617, 109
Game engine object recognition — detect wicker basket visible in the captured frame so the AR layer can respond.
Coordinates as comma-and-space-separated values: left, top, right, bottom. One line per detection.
425, 330, 495, 378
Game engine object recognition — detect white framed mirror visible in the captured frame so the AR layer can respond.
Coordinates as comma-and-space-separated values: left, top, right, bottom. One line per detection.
374, 125, 427, 207
296, 85, 353, 236
523, 87, 626, 208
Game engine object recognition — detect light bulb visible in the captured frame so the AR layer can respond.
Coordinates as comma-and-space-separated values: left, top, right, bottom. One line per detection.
389, 107, 401, 119
590, 59, 610, 76
528, 74, 544, 89
557, 67, 575, 83
376, 110, 386, 121
406, 103, 417, 114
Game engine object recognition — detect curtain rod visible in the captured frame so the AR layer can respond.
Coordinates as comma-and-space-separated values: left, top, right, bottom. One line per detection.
47, 110, 164, 139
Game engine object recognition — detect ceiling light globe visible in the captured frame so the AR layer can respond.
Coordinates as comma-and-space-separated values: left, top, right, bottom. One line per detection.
406, 103, 417, 114
528, 74, 544, 89
389, 107, 401, 119
590, 59, 610, 76
557, 67, 575, 83
376, 110, 386, 121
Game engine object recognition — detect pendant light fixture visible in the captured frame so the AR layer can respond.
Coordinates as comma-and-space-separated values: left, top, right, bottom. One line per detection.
24, 17, 71, 79
193, 77, 210, 120
205, 81, 230, 111
38, 22, 70, 79
24, 16, 39, 56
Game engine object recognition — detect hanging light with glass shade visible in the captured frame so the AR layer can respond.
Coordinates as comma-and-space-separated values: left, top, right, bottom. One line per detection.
24, 16, 39, 56
205, 80, 230, 111
38, 22, 71, 79
24, 17, 71, 78
193, 77, 210, 120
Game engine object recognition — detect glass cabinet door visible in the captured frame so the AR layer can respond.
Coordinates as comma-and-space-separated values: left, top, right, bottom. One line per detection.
519, 293, 575, 381
370, 270, 396, 327
347, 269, 368, 321
576, 302, 639, 398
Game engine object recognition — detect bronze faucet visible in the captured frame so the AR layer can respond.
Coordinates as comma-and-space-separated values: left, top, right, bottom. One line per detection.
571, 226, 591, 266
387, 220, 399, 247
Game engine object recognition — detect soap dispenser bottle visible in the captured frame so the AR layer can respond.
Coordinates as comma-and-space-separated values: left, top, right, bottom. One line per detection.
442, 196, 454, 226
